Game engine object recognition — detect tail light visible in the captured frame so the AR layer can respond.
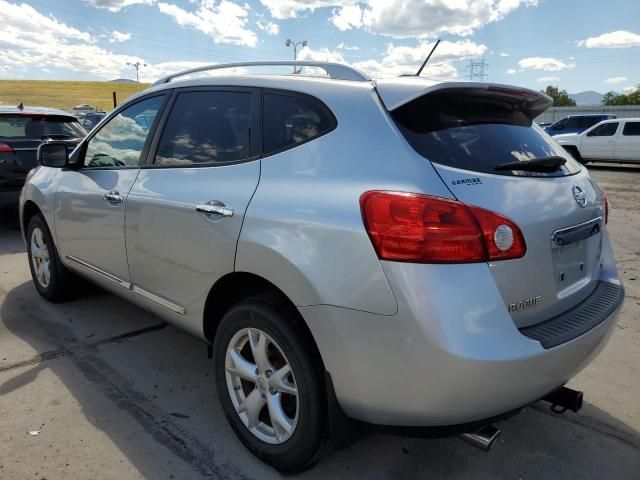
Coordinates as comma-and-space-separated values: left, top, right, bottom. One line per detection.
360, 191, 526, 263
0, 143, 15, 153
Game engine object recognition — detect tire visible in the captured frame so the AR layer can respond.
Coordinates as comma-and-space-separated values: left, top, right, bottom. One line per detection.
564, 145, 587, 165
26, 214, 76, 302
214, 294, 329, 471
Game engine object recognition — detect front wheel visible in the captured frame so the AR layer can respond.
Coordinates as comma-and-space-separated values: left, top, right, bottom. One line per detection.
213, 295, 329, 471
26, 214, 76, 302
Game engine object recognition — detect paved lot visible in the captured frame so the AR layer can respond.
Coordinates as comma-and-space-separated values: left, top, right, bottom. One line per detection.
1, 165, 639, 479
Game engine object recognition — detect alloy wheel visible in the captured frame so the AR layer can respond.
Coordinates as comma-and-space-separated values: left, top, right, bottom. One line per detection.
225, 327, 299, 444
30, 227, 51, 288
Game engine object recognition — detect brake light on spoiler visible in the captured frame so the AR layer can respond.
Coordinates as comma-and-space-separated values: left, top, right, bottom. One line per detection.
360, 191, 526, 263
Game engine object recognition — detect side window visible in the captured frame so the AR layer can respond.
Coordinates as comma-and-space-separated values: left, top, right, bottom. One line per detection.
587, 122, 618, 137
622, 122, 640, 136
155, 91, 252, 166
84, 95, 165, 168
581, 117, 599, 128
564, 118, 579, 129
262, 92, 336, 155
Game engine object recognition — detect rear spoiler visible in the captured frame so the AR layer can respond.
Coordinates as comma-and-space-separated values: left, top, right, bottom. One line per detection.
375, 78, 552, 120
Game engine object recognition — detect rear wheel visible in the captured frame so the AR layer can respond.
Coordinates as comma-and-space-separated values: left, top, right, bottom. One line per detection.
27, 214, 76, 302
213, 294, 328, 471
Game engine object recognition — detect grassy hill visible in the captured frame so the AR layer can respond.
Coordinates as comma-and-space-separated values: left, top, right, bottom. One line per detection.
0, 80, 151, 112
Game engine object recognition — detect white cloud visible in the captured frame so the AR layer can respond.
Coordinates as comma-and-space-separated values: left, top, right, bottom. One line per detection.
256, 20, 279, 35
351, 40, 485, 80
537, 76, 560, 83
604, 76, 627, 85
0, 1, 216, 83
109, 30, 132, 43
337, 42, 359, 50
518, 57, 575, 71
298, 46, 347, 63
83, 0, 155, 12
261, 0, 537, 38
506, 68, 517, 74
622, 86, 639, 94
579, 30, 640, 48
331, 4, 363, 31
158, 1, 257, 47
258, 0, 351, 19
500, 52, 510, 57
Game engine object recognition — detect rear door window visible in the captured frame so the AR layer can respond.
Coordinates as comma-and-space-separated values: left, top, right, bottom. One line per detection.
155, 90, 252, 166
262, 92, 336, 155
392, 92, 580, 177
622, 122, 640, 136
587, 122, 619, 136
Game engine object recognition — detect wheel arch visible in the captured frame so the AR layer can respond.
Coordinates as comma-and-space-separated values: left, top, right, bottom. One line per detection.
202, 272, 323, 365
21, 200, 44, 238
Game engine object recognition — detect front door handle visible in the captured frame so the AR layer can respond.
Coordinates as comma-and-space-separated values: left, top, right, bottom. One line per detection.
196, 200, 234, 218
104, 190, 123, 204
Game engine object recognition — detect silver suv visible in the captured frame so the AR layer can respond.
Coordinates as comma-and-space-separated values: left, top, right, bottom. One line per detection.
20, 62, 624, 471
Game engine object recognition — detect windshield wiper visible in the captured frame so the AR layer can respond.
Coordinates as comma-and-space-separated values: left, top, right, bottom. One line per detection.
495, 155, 566, 172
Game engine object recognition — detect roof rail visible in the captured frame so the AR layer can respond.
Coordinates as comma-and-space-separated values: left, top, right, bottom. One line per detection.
152, 61, 370, 86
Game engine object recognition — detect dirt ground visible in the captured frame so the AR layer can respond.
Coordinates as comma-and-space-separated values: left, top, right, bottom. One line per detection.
0, 164, 639, 479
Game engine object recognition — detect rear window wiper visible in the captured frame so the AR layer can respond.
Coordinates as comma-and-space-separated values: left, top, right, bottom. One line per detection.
495, 155, 566, 172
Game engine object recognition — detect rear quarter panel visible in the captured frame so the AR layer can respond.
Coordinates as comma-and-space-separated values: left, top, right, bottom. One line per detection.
236, 83, 453, 314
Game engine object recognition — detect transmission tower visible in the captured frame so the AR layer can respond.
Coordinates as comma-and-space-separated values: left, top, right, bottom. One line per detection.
465, 59, 489, 81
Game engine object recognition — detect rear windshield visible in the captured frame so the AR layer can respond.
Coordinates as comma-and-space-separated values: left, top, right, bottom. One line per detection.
392, 92, 581, 177
0, 114, 86, 139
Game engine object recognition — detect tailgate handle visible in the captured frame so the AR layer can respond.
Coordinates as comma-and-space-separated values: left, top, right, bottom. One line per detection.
551, 217, 602, 247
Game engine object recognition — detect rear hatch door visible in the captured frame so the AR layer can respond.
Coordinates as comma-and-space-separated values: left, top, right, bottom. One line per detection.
383, 81, 606, 328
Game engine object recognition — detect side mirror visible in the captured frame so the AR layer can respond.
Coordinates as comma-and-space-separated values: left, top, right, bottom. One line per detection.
37, 142, 69, 168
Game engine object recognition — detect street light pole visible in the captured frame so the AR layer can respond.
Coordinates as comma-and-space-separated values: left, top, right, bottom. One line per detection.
127, 61, 147, 84
285, 38, 308, 74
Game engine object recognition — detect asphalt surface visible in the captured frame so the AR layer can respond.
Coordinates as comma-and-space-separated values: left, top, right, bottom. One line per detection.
1, 164, 639, 479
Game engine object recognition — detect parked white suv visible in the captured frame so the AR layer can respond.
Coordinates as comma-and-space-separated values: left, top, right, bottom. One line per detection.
555, 118, 640, 164
20, 62, 624, 471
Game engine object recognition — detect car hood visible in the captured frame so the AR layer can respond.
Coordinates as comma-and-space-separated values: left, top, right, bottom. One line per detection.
553, 133, 581, 143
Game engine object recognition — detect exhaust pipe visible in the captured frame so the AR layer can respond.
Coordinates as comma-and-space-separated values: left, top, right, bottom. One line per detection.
460, 424, 501, 451
542, 386, 583, 413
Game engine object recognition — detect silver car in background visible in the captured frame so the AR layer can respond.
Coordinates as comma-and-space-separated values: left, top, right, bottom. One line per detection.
20, 61, 624, 471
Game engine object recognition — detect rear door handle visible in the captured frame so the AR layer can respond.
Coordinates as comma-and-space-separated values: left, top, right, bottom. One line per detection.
196, 200, 234, 218
104, 190, 123, 204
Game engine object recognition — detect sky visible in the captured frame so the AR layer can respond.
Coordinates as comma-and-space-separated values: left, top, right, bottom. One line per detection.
1, 0, 640, 93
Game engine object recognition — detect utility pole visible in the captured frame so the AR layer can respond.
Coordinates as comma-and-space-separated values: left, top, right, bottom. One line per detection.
127, 61, 147, 85
465, 59, 489, 81
285, 38, 307, 74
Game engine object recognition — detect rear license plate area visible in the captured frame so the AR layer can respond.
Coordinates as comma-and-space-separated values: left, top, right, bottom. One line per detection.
552, 218, 603, 290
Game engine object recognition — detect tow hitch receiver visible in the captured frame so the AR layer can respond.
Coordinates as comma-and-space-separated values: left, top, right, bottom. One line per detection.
460, 424, 501, 451
542, 386, 584, 413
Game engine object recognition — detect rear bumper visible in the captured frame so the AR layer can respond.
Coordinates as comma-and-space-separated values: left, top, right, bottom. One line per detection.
300, 257, 622, 427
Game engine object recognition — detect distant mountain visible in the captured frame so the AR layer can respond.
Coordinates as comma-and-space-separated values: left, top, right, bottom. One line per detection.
109, 78, 138, 83
569, 91, 604, 105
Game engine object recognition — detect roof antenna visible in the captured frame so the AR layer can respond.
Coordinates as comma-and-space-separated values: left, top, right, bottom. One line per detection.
416, 39, 441, 77
17, 102, 24, 110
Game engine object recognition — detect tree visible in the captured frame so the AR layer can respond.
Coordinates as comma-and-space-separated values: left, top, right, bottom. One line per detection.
542, 85, 576, 107
602, 85, 640, 105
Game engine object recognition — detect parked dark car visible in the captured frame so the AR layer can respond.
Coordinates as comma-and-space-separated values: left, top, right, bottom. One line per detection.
543, 114, 616, 136
77, 111, 107, 131
0, 105, 86, 209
